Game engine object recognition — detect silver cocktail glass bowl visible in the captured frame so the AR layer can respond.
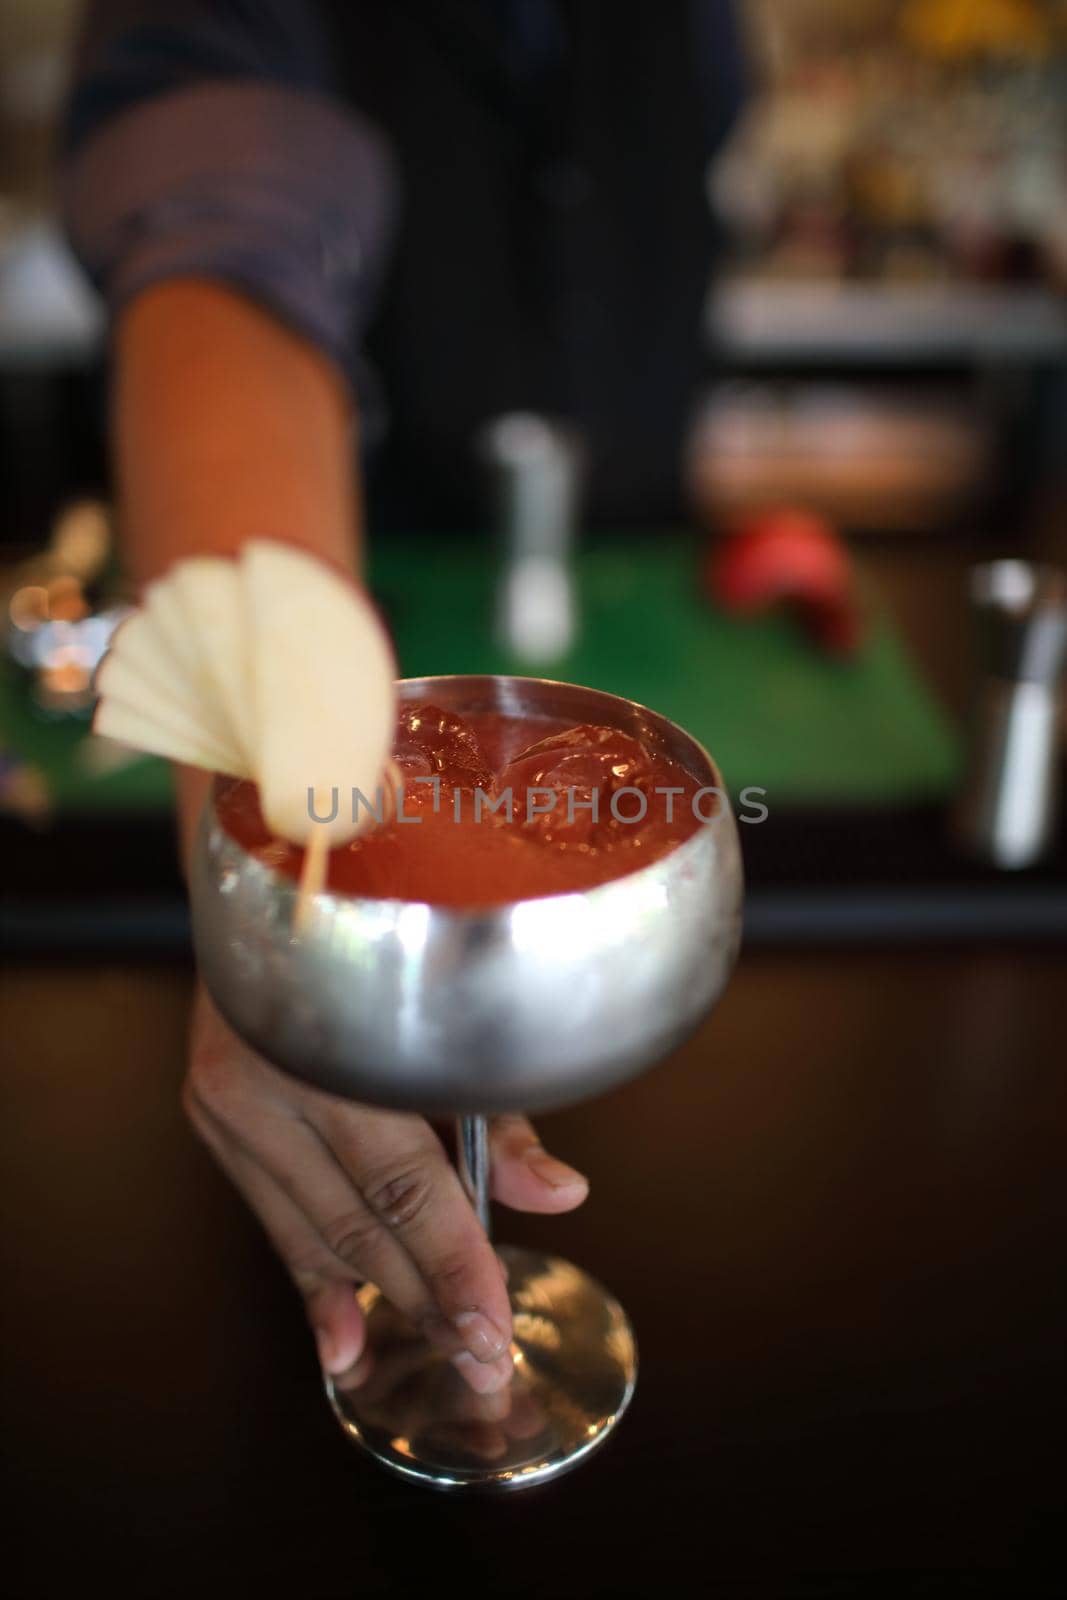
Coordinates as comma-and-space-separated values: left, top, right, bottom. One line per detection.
191, 675, 743, 1489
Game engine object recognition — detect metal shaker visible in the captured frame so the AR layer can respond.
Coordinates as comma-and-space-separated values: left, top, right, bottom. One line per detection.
478, 413, 583, 665
954, 561, 1067, 870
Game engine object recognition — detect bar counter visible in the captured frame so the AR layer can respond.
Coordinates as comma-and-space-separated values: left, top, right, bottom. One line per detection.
3, 946, 1063, 1596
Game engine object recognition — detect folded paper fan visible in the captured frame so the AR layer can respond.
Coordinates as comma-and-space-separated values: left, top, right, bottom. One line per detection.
93, 541, 397, 899
94, 695, 243, 775
241, 540, 396, 848
95, 612, 249, 776
167, 557, 254, 771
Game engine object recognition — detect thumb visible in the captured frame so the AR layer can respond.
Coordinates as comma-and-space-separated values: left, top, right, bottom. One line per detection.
489, 1115, 589, 1213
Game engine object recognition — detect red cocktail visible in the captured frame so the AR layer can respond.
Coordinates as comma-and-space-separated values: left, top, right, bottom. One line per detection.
218, 704, 707, 905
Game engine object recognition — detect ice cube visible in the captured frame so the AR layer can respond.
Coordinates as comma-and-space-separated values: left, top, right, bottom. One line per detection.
394, 704, 494, 790
498, 724, 657, 843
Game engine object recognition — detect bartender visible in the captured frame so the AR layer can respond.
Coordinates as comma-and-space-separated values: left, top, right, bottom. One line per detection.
61, 0, 743, 1393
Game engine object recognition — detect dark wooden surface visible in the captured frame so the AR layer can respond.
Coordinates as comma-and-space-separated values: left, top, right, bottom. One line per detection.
2, 949, 1064, 1598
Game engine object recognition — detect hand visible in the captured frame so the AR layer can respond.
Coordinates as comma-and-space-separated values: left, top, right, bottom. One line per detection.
183, 987, 589, 1392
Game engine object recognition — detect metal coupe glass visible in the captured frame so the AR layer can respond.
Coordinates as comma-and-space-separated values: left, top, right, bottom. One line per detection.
191, 675, 743, 1489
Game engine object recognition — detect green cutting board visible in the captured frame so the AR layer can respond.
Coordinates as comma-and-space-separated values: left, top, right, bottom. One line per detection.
0, 533, 960, 816
371, 533, 961, 806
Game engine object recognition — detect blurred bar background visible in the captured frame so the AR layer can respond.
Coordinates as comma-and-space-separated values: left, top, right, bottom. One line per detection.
0, 0, 1065, 943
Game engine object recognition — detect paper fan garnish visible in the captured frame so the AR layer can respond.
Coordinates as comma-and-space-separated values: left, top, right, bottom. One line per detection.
94, 541, 397, 908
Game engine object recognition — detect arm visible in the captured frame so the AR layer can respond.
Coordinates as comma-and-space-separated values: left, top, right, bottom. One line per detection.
115, 279, 360, 585
65, 7, 588, 1395
114, 278, 360, 863
64, 3, 386, 861
116, 281, 589, 1392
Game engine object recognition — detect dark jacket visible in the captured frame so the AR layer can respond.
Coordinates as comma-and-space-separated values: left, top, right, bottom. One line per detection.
64, 1, 743, 526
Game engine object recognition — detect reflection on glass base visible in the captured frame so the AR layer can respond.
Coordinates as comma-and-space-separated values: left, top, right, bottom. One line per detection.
326, 1245, 637, 1491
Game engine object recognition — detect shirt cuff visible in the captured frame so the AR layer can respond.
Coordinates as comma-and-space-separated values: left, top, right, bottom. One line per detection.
61, 80, 397, 367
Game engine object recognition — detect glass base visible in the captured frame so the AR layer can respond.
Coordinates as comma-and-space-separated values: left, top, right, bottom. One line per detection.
326, 1245, 637, 1491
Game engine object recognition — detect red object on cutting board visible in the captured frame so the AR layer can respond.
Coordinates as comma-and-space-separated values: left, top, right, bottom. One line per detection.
706, 508, 864, 656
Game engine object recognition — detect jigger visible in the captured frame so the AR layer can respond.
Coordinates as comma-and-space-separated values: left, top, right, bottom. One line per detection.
191, 676, 743, 1489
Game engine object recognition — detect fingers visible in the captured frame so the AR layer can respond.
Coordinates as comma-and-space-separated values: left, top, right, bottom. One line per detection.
307, 1281, 368, 1378
194, 1071, 434, 1315
489, 1115, 589, 1214
187, 1018, 512, 1391
311, 1100, 514, 1382
185, 993, 585, 1403
184, 1092, 367, 1379
185, 995, 434, 1378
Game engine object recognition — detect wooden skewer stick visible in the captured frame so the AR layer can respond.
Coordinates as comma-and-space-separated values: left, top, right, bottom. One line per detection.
294, 825, 330, 935
381, 758, 403, 825
294, 761, 398, 933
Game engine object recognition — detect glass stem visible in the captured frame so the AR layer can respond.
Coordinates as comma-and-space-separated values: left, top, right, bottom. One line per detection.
457, 1114, 491, 1238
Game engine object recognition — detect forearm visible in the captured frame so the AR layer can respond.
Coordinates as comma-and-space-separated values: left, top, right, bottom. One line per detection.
114, 277, 361, 583
112, 277, 365, 863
